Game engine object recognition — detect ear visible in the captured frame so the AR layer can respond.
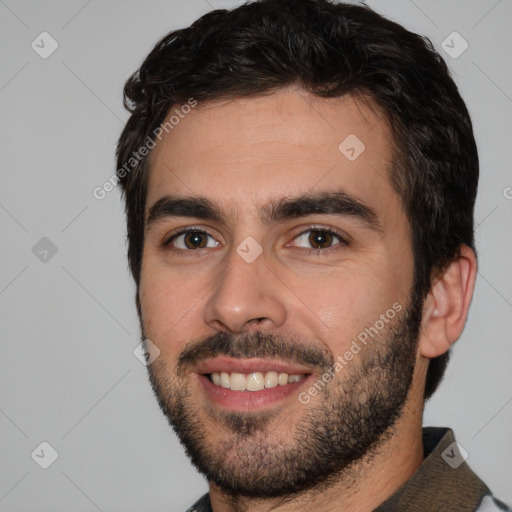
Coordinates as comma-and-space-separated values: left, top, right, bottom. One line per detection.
419, 245, 478, 359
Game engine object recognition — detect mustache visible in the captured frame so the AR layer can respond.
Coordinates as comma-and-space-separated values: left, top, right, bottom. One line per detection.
177, 331, 334, 374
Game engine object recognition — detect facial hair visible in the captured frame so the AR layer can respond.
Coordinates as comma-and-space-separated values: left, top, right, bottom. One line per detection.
145, 293, 423, 499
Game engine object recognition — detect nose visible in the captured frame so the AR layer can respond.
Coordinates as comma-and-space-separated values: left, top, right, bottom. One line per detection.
203, 245, 287, 334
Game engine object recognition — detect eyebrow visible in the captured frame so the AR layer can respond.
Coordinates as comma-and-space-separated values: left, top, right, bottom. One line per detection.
146, 191, 383, 234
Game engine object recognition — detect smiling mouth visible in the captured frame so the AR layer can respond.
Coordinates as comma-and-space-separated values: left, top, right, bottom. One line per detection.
195, 357, 314, 409
206, 371, 309, 392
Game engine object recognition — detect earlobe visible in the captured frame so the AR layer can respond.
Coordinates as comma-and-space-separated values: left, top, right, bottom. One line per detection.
419, 245, 478, 359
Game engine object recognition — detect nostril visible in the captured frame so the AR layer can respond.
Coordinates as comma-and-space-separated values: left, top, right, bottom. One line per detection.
248, 318, 266, 325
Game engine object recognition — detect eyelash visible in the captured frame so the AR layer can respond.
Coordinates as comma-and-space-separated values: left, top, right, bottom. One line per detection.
299, 228, 348, 256
163, 226, 349, 256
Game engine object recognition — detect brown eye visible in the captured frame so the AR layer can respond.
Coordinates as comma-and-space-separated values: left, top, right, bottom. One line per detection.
183, 231, 208, 249
293, 229, 345, 251
167, 230, 219, 251
308, 230, 334, 249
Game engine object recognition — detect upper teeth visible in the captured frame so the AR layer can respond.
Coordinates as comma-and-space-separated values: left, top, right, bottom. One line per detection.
210, 371, 305, 391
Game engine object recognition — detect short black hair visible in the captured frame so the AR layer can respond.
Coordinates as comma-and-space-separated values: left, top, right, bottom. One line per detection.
116, 0, 479, 400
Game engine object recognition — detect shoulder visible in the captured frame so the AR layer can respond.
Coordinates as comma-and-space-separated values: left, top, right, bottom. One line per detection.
476, 495, 512, 512
186, 492, 212, 512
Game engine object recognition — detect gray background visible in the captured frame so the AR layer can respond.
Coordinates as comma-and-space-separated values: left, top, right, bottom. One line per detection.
1, 0, 511, 510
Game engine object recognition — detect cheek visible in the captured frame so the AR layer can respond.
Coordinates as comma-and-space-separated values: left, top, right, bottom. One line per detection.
139, 267, 197, 360
139, 275, 170, 329
297, 262, 409, 356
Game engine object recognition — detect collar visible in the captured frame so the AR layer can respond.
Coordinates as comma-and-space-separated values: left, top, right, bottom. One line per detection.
188, 427, 490, 512
375, 426, 489, 511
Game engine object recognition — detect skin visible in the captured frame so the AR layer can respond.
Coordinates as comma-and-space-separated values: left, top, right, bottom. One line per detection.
139, 85, 477, 512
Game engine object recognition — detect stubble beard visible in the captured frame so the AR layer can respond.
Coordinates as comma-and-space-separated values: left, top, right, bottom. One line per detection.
145, 293, 423, 499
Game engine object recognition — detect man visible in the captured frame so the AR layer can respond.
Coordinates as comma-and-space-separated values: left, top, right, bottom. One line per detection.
116, 0, 510, 510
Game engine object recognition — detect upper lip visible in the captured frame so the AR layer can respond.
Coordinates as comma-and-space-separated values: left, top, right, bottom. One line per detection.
195, 356, 314, 375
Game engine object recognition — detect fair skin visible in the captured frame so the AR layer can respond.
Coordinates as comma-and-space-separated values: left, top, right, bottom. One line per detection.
139, 86, 477, 512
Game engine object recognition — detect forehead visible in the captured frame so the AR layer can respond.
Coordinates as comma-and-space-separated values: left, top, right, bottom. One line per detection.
146, 87, 399, 225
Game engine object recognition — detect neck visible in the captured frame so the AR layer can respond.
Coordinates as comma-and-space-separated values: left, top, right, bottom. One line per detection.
209, 400, 424, 512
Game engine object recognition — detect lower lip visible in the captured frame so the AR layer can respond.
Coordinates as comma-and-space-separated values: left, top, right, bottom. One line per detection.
198, 374, 312, 411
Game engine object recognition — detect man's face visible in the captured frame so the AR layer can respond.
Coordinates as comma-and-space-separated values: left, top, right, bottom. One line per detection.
139, 87, 421, 497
